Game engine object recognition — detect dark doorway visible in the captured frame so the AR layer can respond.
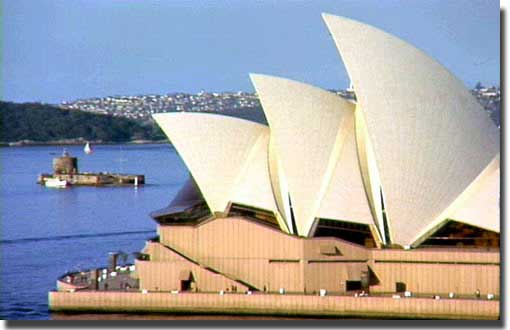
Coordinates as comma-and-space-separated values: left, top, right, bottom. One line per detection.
179, 270, 194, 291
396, 282, 406, 293
181, 280, 192, 291
346, 280, 362, 291
360, 271, 370, 290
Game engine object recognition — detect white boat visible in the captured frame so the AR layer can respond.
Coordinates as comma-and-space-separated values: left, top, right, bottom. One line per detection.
44, 178, 69, 188
84, 142, 92, 155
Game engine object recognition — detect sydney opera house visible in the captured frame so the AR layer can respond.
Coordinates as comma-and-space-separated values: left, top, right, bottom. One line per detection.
50, 14, 500, 318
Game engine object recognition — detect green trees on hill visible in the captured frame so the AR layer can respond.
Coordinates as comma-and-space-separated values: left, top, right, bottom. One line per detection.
0, 101, 166, 143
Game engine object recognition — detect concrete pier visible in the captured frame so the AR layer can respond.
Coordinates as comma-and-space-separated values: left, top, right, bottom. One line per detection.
48, 291, 499, 320
38, 172, 145, 186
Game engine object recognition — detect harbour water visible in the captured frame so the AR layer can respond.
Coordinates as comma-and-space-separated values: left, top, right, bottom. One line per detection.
0, 143, 188, 320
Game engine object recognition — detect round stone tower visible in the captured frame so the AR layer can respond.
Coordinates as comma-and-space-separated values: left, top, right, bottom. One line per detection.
53, 149, 78, 174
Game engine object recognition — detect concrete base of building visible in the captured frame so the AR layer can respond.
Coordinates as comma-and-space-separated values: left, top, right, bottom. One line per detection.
48, 291, 499, 320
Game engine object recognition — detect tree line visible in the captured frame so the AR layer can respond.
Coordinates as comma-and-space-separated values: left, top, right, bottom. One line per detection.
0, 101, 166, 143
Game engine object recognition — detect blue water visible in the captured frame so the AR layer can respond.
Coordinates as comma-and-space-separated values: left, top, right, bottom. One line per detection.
0, 144, 189, 320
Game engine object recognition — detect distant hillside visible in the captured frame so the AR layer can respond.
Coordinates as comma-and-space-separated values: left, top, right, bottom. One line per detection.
0, 101, 166, 145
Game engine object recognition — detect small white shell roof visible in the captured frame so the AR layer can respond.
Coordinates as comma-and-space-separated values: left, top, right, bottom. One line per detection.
412, 154, 500, 244
323, 13, 500, 246
229, 128, 279, 216
448, 154, 500, 233
153, 112, 277, 215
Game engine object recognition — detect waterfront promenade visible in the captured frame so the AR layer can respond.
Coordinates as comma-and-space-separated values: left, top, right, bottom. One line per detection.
48, 291, 499, 320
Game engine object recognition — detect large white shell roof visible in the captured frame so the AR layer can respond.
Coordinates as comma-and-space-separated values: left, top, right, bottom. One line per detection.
322, 13, 499, 246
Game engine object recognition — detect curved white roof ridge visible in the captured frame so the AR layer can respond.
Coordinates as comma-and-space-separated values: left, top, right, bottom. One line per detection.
323, 13, 499, 246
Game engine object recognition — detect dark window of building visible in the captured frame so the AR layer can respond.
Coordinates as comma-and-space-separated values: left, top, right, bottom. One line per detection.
151, 177, 212, 225
153, 202, 211, 225
360, 271, 370, 289
380, 187, 391, 245
396, 282, 406, 293
346, 280, 362, 291
319, 244, 341, 256
228, 203, 279, 229
312, 218, 376, 247
288, 195, 299, 235
420, 220, 499, 248
133, 253, 150, 261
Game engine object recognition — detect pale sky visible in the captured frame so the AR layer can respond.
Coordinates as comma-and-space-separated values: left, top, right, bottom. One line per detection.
2, 0, 500, 104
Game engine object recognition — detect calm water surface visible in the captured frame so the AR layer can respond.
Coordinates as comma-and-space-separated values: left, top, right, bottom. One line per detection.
0, 144, 188, 320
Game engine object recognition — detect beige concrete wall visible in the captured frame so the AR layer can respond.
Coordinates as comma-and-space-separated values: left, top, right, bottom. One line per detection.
156, 217, 499, 296
372, 248, 500, 264
159, 218, 372, 292
304, 262, 346, 293
301, 238, 370, 294
49, 291, 499, 319
193, 217, 303, 260
159, 220, 305, 291
303, 237, 369, 260
158, 224, 198, 257
370, 263, 499, 295
266, 262, 303, 293
136, 242, 249, 293
368, 248, 499, 295
160, 217, 372, 261
144, 241, 182, 262
136, 260, 248, 293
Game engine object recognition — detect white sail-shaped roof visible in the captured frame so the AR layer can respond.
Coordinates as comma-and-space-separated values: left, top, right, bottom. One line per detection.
316, 106, 374, 227
153, 113, 276, 217
268, 136, 294, 234
413, 154, 500, 245
355, 107, 387, 243
229, 128, 280, 218
447, 154, 500, 232
251, 74, 362, 236
323, 13, 500, 246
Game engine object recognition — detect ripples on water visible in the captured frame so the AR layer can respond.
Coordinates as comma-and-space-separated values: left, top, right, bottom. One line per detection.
0, 144, 188, 320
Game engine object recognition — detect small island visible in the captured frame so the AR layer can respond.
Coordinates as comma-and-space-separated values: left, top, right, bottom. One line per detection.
38, 150, 144, 187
